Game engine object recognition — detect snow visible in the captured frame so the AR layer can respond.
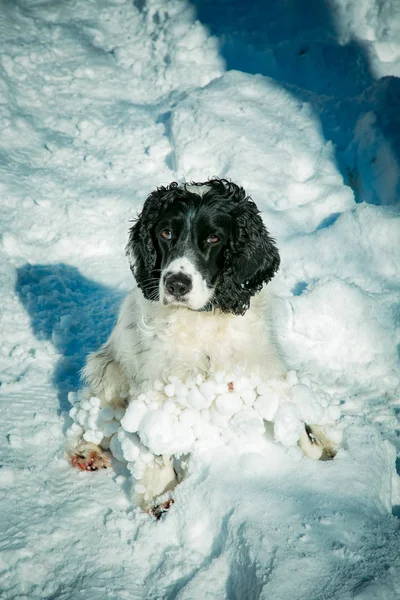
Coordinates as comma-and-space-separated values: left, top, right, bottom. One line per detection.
331, 0, 400, 78
68, 371, 341, 463
1, 0, 400, 598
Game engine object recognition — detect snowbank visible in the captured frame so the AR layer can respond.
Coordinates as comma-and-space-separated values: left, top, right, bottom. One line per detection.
331, 0, 400, 77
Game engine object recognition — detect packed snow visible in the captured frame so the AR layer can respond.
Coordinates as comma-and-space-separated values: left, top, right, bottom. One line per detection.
67, 370, 341, 465
1, 0, 400, 599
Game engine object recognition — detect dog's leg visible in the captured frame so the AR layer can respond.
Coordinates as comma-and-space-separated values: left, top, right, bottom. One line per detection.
82, 344, 130, 408
70, 345, 129, 471
134, 456, 177, 513
298, 424, 337, 461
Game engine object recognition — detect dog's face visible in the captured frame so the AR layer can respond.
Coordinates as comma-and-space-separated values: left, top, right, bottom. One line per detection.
127, 179, 280, 315
155, 195, 231, 310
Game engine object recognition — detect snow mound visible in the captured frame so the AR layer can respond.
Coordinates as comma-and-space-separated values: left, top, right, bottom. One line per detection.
68, 370, 341, 477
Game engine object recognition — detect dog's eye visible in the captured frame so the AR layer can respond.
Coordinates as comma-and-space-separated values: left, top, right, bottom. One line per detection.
161, 229, 173, 240
207, 235, 219, 244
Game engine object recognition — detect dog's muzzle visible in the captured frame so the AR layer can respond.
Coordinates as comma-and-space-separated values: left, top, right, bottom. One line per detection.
164, 272, 192, 299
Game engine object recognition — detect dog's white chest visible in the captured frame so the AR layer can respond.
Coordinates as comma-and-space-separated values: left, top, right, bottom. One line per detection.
115, 289, 282, 386
149, 308, 259, 379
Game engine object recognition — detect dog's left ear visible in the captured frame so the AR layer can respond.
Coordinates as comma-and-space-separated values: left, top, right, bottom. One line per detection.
215, 198, 280, 315
126, 183, 178, 299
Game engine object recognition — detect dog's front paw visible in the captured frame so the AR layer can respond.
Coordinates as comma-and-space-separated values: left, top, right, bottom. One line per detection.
70, 442, 112, 471
132, 457, 177, 510
147, 497, 174, 520
299, 424, 337, 461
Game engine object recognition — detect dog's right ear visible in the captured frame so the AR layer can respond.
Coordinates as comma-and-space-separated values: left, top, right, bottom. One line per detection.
126, 183, 178, 299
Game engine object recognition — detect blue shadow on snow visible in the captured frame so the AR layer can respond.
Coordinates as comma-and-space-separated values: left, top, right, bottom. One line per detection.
191, 0, 400, 207
16, 263, 123, 413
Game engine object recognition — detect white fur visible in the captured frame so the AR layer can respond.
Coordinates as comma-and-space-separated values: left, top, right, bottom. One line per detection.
83, 285, 284, 399
184, 183, 210, 196
133, 456, 176, 509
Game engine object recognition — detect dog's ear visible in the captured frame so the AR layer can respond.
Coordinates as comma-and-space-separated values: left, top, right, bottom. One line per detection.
126, 183, 178, 300
214, 197, 280, 315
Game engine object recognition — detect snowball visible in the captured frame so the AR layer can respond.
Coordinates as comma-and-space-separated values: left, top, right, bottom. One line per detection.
120, 399, 147, 433
114, 406, 125, 421
268, 377, 291, 393
192, 420, 221, 452
134, 483, 146, 494
140, 410, 195, 455
256, 383, 271, 396
128, 459, 146, 480
215, 382, 230, 394
231, 375, 253, 393
210, 406, 230, 428
68, 369, 340, 479
230, 408, 265, 439
100, 437, 111, 450
103, 419, 120, 437
139, 445, 156, 465
140, 448, 156, 464
187, 386, 210, 410
99, 407, 115, 422
201, 408, 211, 422
119, 431, 142, 462
214, 371, 225, 383
175, 395, 189, 408
199, 380, 217, 400
87, 415, 100, 431
68, 391, 78, 405
164, 383, 175, 397
254, 392, 281, 422
66, 423, 83, 439
274, 403, 304, 447
240, 389, 257, 406
180, 408, 201, 428
175, 382, 189, 397
148, 401, 160, 411
163, 399, 181, 415
323, 426, 343, 446
290, 384, 325, 425
215, 392, 242, 417
83, 429, 103, 445
249, 374, 262, 388
76, 409, 88, 427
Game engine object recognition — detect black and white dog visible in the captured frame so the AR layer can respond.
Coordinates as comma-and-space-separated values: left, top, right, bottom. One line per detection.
71, 179, 332, 508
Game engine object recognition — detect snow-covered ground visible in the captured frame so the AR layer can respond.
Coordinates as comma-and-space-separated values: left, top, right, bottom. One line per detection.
1, 0, 400, 598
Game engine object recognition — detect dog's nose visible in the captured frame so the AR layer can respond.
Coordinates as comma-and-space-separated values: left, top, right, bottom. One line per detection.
164, 273, 192, 297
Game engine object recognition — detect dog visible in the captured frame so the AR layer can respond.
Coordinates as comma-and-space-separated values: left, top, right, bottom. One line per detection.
70, 178, 333, 510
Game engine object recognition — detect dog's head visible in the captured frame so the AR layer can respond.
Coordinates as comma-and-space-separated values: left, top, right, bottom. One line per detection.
126, 179, 280, 315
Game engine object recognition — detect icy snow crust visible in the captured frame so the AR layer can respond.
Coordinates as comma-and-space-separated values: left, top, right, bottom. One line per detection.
1, 0, 400, 599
